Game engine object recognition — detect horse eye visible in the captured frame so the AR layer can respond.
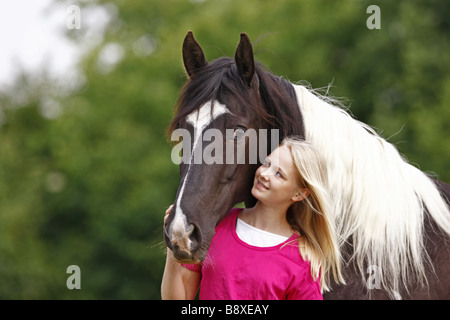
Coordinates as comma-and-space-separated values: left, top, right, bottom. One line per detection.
233, 127, 246, 141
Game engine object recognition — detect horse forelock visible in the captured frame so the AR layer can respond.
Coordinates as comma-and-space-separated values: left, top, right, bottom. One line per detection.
167, 57, 305, 142
168, 58, 245, 136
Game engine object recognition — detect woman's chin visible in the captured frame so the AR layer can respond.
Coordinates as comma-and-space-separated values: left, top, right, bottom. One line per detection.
251, 187, 261, 199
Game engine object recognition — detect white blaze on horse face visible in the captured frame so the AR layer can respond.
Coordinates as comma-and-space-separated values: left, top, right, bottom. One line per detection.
170, 100, 231, 252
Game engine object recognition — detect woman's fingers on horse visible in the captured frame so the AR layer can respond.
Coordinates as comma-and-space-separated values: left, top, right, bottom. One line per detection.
165, 204, 174, 215
164, 204, 174, 223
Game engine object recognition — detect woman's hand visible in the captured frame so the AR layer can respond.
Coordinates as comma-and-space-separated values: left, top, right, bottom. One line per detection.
164, 204, 174, 224
164, 204, 174, 255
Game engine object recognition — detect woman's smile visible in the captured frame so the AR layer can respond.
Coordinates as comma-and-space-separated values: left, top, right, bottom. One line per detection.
256, 178, 269, 191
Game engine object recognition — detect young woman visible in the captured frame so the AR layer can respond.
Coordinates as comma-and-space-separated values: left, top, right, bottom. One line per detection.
161, 137, 344, 300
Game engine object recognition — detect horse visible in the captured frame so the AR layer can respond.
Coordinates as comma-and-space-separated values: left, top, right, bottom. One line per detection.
163, 31, 450, 299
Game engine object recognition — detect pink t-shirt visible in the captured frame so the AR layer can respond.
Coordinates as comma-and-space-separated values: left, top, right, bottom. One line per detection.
182, 208, 322, 300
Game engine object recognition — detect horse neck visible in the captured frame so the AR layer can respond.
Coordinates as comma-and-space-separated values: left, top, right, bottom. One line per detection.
292, 83, 450, 295
256, 70, 305, 140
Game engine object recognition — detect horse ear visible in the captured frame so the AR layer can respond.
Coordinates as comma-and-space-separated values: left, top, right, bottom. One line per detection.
235, 33, 255, 86
182, 31, 208, 78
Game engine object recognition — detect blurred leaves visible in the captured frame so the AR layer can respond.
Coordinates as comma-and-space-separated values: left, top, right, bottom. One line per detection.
0, 0, 449, 299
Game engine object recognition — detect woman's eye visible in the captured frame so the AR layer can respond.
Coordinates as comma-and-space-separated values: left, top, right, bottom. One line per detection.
262, 160, 269, 167
276, 171, 281, 177
233, 127, 246, 141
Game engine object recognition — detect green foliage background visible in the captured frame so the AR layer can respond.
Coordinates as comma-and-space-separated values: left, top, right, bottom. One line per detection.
0, 0, 448, 299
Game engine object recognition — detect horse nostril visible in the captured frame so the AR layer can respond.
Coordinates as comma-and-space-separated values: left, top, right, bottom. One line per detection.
189, 224, 202, 253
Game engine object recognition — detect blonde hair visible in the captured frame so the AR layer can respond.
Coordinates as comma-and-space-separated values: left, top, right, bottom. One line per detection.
282, 137, 344, 292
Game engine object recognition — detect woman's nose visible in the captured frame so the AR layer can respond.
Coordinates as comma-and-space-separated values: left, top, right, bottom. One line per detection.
260, 169, 270, 181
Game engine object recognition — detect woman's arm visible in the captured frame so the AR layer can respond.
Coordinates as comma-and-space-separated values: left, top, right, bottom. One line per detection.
161, 205, 201, 300
161, 248, 201, 299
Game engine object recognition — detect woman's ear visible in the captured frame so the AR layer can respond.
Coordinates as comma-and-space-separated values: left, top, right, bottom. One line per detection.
292, 189, 309, 202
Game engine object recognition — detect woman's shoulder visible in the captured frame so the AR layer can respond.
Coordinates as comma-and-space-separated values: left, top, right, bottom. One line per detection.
279, 237, 312, 269
279, 241, 322, 299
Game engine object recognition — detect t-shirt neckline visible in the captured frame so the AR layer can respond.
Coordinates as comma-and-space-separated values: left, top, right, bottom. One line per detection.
231, 208, 299, 251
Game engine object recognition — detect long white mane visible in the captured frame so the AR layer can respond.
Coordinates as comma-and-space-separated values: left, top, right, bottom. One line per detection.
293, 84, 450, 297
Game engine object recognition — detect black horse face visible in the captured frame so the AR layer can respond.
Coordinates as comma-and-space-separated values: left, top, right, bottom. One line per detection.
163, 32, 268, 262
164, 103, 258, 262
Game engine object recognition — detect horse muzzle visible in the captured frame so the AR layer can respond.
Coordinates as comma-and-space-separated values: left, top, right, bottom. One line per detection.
164, 214, 204, 263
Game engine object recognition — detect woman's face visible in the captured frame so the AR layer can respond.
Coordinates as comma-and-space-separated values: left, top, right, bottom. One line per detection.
251, 145, 303, 207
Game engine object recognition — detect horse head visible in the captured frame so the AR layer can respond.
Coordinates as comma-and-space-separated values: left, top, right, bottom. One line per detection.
163, 31, 303, 262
